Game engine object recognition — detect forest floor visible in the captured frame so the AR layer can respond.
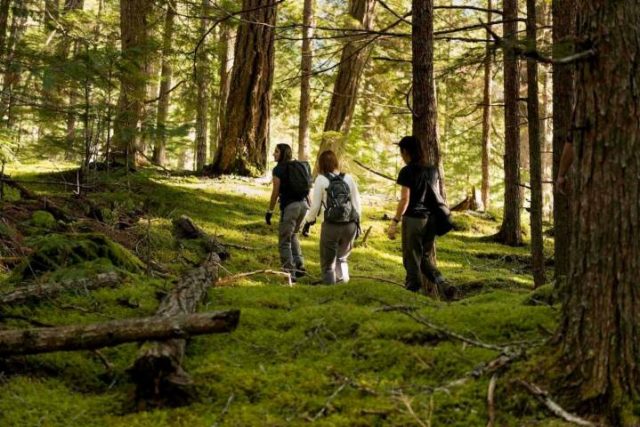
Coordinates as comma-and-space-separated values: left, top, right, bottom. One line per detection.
0, 162, 573, 426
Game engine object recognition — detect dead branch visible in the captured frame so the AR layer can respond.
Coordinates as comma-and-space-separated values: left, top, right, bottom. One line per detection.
487, 374, 497, 427
172, 215, 229, 259
352, 159, 395, 181
0, 311, 239, 356
355, 226, 373, 247
0, 174, 74, 222
351, 275, 403, 287
312, 380, 349, 421
217, 269, 293, 287
519, 381, 596, 427
0, 272, 121, 306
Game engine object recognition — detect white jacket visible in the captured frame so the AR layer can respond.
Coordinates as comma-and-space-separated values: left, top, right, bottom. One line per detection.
305, 173, 362, 223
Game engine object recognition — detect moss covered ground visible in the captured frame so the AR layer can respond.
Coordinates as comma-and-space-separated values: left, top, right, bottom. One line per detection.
0, 163, 572, 426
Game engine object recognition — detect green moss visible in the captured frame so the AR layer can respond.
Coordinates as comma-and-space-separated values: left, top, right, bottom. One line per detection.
523, 284, 557, 306
31, 210, 57, 229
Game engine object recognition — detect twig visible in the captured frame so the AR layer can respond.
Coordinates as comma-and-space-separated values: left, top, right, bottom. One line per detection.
351, 275, 403, 287
487, 374, 497, 427
395, 393, 429, 427
436, 354, 516, 393
352, 159, 395, 181
211, 393, 235, 427
355, 226, 373, 247
224, 242, 257, 250
312, 381, 349, 421
91, 349, 114, 373
519, 381, 596, 426
217, 270, 293, 287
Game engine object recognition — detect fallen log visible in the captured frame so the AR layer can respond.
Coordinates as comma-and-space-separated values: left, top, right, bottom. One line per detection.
0, 174, 74, 222
0, 310, 239, 356
129, 252, 225, 406
172, 215, 229, 259
451, 187, 483, 212
0, 272, 120, 306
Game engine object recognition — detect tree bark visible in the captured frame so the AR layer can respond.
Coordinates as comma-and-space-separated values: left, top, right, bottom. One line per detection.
1, 3, 27, 127
194, 0, 210, 172
481, 0, 493, 211
554, 2, 640, 423
112, 0, 150, 167
316, 0, 376, 161
526, 0, 544, 288
552, 0, 574, 281
493, 0, 522, 246
0, 311, 239, 357
210, 23, 235, 161
152, 0, 176, 166
297, 0, 314, 161
211, 0, 278, 176
0, 272, 120, 306
0, 0, 12, 59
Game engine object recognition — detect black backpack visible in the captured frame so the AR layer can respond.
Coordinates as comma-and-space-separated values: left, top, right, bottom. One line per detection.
285, 160, 312, 200
323, 173, 355, 223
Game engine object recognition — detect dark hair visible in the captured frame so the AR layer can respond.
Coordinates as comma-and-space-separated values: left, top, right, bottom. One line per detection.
397, 136, 426, 165
318, 150, 339, 174
275, 143, 292, 164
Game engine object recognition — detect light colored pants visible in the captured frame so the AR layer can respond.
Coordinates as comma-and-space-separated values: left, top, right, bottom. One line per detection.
279, 201, 308, 273
320, 221, 357, 284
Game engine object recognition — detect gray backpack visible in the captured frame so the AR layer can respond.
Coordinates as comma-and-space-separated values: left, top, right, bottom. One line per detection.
323, 173, 354, 223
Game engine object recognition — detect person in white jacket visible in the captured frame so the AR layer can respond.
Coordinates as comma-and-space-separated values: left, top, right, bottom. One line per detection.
302, 150, 362, 284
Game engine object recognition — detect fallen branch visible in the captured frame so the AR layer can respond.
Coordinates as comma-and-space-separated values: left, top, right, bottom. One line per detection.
0, 272, 121, 306
355, 226, 373, 247
519, 381, 596, 427
353, 159, 395, 181
0, 310, 239, 356
172, 215, 229, 259
0, 173, 74, 222
217, 269, 293, 287
436, 354, 516, 392
487, 374, 497, 427
351, 275, 403, 287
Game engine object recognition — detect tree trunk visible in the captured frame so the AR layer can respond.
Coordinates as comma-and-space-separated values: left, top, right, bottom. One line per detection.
297, 0, 314, 161
139, 53, 160, 158
554, 2, 640, 423
481, 0, 493, 211
112, 0, 150, 167
0, 311, 239, 357
211, 0, 278, 176
493, 0, 522, 246
1, 3, 27, 127
210, 23, 235, 161
552, 0, 574, 281
316, 0, 376, 160
0, 0, 12, 59
152, 0, 176, 166
194, 0, 210, 172
526, 0, 545, 288
539, 1, 553, 222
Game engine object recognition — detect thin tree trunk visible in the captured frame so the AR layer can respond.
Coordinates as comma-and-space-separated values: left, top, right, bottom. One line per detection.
152, 0, 176, 166
211, 0, 278, 176
194, 0, 210, 172
112, 0, 150, 167
539, 1, 553, 222
552, 0, 574, 281
481, 0, 493, 211
297, 0, 314, 161
494, 0, 522, 246
526, 0, 544, 288
316, 0, 376, 160
1, 3, 27, 127
209, 23, 235, 162
0, 0, 12, 59
554, 2, 640, 422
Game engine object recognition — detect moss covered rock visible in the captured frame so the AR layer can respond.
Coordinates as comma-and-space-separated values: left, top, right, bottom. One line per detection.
31, 210, 57, 229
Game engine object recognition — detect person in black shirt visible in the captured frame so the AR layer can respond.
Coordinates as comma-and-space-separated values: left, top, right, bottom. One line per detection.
387, 136, 453, 298
266, 144, 309, 279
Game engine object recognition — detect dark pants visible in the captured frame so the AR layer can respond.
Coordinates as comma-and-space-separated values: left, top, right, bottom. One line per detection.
401, 215, 443, 291
320, 221, 357, 284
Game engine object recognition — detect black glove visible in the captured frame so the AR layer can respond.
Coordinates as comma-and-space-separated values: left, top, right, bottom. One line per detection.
265, 211, 273, 225
301, 221, 315, 237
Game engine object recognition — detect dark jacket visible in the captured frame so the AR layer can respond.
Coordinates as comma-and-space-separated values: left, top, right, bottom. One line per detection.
424, 166, 454, 236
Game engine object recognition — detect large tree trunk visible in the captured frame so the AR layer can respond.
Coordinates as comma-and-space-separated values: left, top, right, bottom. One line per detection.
552, 0, 574, 281
526, 0, 544, 288
297, 0, 314, 161
1, 3, 27, 127
211, 0, 278, 176
210, 23, 235, 161
194, 0, 210, 172
481, 0, 493, 211
554, 2, 640, 423
493, 0, 522, 246
112, 0, 150, 168
316, 0, 376, 160
0, 0, 12, 59
0, 311, 239, 357
152, 0, 176, 166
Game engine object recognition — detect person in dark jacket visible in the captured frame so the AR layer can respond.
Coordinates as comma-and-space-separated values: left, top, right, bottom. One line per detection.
387, 136, 455, 298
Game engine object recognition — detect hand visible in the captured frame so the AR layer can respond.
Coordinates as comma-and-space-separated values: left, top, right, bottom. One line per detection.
265, 211, 273, 225
387, 222, 398, 240
301, 220, 315, 237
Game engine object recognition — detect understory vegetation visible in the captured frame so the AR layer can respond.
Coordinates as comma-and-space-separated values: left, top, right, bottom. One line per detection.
0, 163, 570, 426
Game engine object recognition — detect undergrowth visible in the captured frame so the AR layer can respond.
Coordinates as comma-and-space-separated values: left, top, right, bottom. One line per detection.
0, 164, 569, 426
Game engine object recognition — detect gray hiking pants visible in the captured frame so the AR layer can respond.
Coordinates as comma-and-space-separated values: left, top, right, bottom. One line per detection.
279, 200, 309, 273
320, 221, 357, 284
401, 215, 443, 291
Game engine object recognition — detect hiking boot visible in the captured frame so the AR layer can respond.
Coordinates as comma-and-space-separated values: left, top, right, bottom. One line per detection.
294, 265, 306, 279
436, 280, 457, 301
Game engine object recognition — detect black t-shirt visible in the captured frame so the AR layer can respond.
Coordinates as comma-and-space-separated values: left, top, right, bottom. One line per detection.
273, 162, 303, 210
396, 164, 438, 218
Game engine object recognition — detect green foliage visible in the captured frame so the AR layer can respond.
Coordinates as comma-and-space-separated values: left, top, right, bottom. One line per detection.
30, 210, 57, 229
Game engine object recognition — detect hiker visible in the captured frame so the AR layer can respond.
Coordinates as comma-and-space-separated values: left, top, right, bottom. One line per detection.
266, 144, 311, 279
302, 150, 362, 284
387, 136, 454, 298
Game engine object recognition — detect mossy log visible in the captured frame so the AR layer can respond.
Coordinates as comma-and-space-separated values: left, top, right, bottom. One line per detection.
129, 252, 227, 407
0, 310, 239, 356
171, 215, 229, 259
0, 272, 121, 306
0, 174, 73, 222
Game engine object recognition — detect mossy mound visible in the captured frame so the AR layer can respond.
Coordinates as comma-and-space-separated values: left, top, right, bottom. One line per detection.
30, 210, 57, 229
10, 233, 144, 282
